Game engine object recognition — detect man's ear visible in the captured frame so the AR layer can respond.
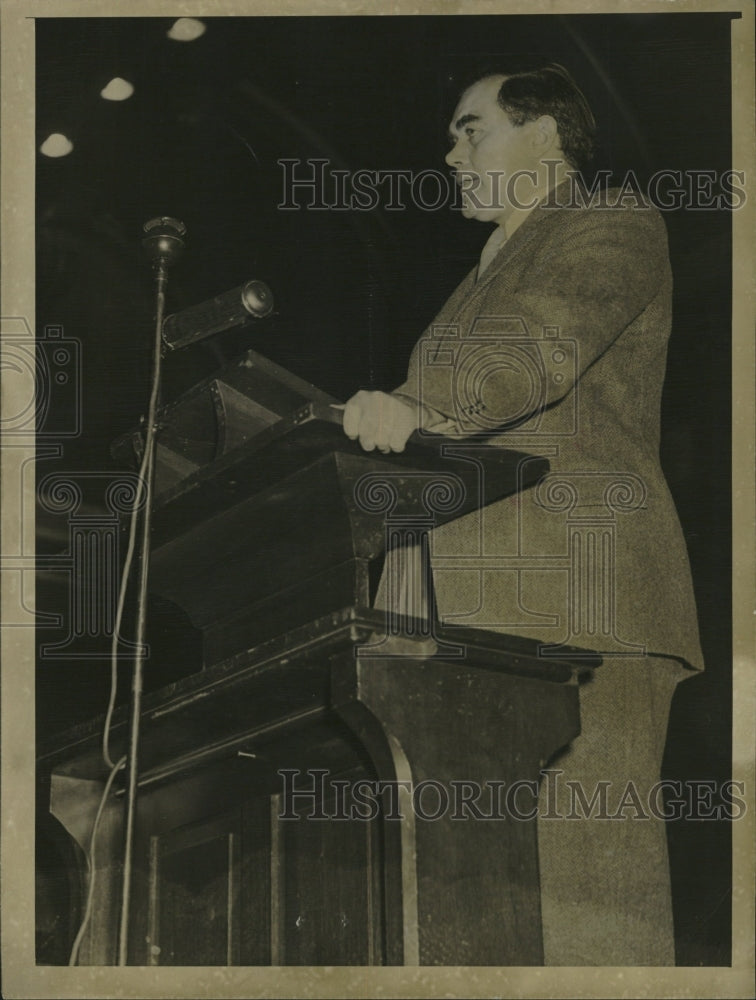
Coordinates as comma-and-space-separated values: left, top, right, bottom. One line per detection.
531, 114, 559, 154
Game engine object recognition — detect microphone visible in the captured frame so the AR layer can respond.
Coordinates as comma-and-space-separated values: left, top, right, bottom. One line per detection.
162, 279, 274, 352
143, 216, 186, 270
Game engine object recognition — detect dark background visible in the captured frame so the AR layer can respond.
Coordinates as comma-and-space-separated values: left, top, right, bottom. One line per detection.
35, 13, 734, 965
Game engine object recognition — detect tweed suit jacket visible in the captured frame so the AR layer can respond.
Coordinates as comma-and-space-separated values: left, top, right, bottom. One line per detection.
393, 186, 704, 670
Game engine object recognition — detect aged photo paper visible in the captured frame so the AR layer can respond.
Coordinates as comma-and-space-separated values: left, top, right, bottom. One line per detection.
1, 1, 754, 997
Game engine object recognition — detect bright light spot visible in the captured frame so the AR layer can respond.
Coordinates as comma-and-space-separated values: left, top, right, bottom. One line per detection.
40, 133, 74, 158
100, 77, 134, 101
167, 18, 206, 42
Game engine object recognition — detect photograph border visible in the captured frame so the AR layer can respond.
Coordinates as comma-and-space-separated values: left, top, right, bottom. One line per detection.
2, 1, 754, 997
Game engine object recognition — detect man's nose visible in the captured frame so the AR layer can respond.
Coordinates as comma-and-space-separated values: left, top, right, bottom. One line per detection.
445, 138, 466, 168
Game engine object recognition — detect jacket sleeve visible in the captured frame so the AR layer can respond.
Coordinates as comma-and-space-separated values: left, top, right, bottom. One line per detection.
392, 204, 671, 432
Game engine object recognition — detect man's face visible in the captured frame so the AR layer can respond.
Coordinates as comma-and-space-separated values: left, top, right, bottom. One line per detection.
445, 75, 542, 226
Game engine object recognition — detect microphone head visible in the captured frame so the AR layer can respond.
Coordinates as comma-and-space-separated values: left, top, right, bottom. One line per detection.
142, 216, 186, 267
241, 280, 274, 318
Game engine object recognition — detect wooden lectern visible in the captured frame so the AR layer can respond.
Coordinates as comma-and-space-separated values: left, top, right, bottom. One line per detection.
37, 349, 596, 966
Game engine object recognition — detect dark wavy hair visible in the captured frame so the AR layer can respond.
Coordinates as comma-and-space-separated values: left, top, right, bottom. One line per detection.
482, 63, 597, 172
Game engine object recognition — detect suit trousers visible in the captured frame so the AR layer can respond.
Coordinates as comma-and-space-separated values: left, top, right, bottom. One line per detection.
537, 656, 687, 966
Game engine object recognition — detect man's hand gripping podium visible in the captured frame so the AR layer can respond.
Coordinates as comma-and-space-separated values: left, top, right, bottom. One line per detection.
339, 390, 439, 453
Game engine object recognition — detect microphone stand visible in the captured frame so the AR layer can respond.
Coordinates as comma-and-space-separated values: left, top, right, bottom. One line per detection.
117, 217, 185, 966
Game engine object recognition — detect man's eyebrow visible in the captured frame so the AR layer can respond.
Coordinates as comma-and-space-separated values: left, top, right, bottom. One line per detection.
447, 113, 481, 142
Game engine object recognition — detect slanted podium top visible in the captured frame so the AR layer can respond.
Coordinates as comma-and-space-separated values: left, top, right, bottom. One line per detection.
111, 347, 550, 660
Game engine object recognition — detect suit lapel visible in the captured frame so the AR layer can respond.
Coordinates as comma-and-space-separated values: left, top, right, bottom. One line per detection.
449, 181, 572, 318
429, 182, 574, 354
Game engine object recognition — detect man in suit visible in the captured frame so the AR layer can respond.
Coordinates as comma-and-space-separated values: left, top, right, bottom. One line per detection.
343, 65, 703, 965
